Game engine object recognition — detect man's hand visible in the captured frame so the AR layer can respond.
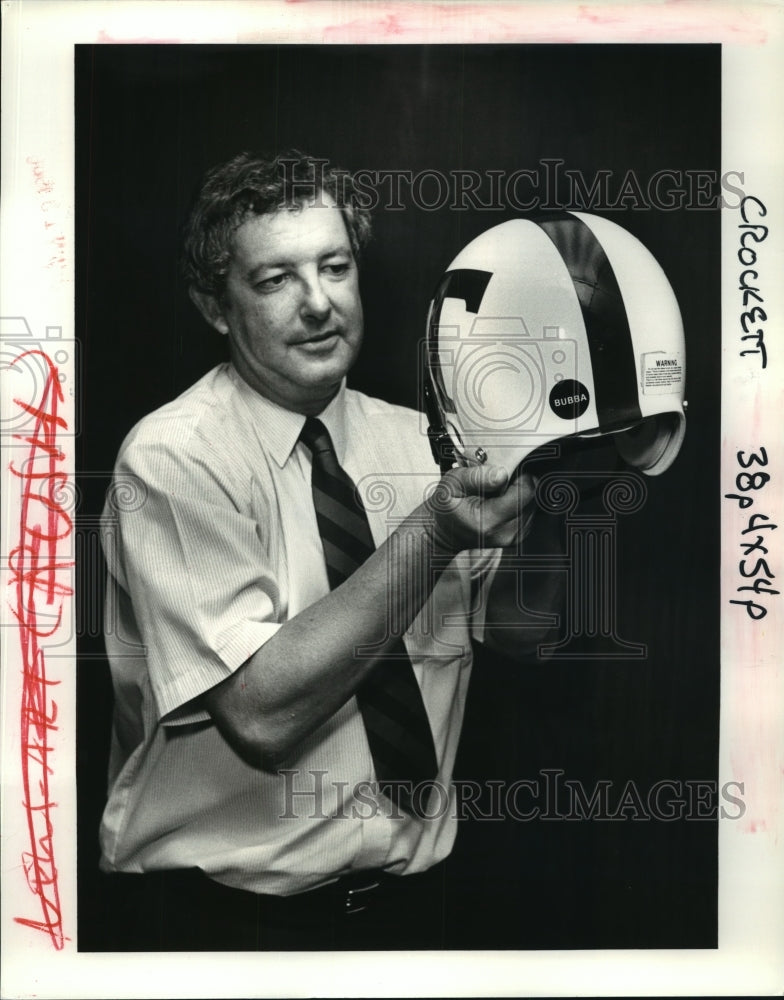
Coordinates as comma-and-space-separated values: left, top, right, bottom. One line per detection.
424, 464, 538, 555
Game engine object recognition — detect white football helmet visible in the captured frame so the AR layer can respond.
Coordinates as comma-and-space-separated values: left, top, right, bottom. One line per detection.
424, 212, 686, 477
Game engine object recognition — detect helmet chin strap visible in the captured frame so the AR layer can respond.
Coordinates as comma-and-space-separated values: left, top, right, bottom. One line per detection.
423, 377, 462, 473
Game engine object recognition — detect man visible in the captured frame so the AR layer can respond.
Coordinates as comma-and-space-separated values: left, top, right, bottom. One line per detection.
97, 151, 548, 951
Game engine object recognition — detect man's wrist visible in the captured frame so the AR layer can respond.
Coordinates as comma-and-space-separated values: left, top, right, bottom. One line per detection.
417, 500, 459, 559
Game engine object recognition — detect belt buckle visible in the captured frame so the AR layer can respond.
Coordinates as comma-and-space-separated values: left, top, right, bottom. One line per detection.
344, 878, 380, 916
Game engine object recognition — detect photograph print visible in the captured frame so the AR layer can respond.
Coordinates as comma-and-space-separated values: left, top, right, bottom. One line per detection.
72, 41, 722, 954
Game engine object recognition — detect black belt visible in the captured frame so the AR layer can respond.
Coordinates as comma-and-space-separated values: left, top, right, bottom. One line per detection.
104, 863, 441, 918
97, 863, 447, 950
225, 866, 439, 920
327, 870, 387, 915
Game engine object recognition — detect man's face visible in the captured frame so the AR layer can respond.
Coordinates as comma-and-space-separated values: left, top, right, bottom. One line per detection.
204, 195, 364, 414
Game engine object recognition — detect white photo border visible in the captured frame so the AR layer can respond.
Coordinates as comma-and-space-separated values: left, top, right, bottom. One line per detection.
1, 1, 782, 997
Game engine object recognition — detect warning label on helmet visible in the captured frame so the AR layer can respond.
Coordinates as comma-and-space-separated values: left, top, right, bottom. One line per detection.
641, 352, 684, 395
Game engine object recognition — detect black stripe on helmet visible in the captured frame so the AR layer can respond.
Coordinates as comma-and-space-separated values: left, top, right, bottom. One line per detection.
533, 213, 642, 431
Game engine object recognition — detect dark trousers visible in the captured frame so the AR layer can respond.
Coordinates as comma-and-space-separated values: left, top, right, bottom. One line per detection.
92, 863, 449, 951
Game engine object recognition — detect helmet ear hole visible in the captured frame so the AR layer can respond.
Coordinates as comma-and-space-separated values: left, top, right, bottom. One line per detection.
614, 412, 686, 476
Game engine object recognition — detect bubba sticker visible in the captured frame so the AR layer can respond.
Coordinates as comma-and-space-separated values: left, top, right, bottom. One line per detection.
549, 378, 590, 419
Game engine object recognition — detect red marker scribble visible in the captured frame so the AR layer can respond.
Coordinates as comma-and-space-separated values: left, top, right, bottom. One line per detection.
8, 350, 73, 950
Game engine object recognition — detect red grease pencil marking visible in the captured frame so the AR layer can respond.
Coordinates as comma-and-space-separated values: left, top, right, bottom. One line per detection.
8, 350, 73, 950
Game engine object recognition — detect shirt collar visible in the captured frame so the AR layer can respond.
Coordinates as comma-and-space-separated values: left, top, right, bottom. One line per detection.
227, 363, 349, 467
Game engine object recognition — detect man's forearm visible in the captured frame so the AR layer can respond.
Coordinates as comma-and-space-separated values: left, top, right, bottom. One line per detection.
203, 464, 528, 769
203, 504, 450, 769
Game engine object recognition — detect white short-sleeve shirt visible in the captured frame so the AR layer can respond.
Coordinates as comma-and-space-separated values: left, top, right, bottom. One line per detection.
99, 363, 492, 895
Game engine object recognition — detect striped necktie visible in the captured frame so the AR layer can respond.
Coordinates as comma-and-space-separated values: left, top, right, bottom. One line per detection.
299, 416, 438, 817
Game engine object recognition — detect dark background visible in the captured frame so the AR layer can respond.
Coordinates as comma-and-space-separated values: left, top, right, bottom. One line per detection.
76, 44, 721, 950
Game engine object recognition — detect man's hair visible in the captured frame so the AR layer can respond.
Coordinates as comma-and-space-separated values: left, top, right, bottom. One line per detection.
182, 150, 373, 298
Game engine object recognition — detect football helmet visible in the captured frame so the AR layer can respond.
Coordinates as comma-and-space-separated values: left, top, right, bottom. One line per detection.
423, 212, 686, 477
